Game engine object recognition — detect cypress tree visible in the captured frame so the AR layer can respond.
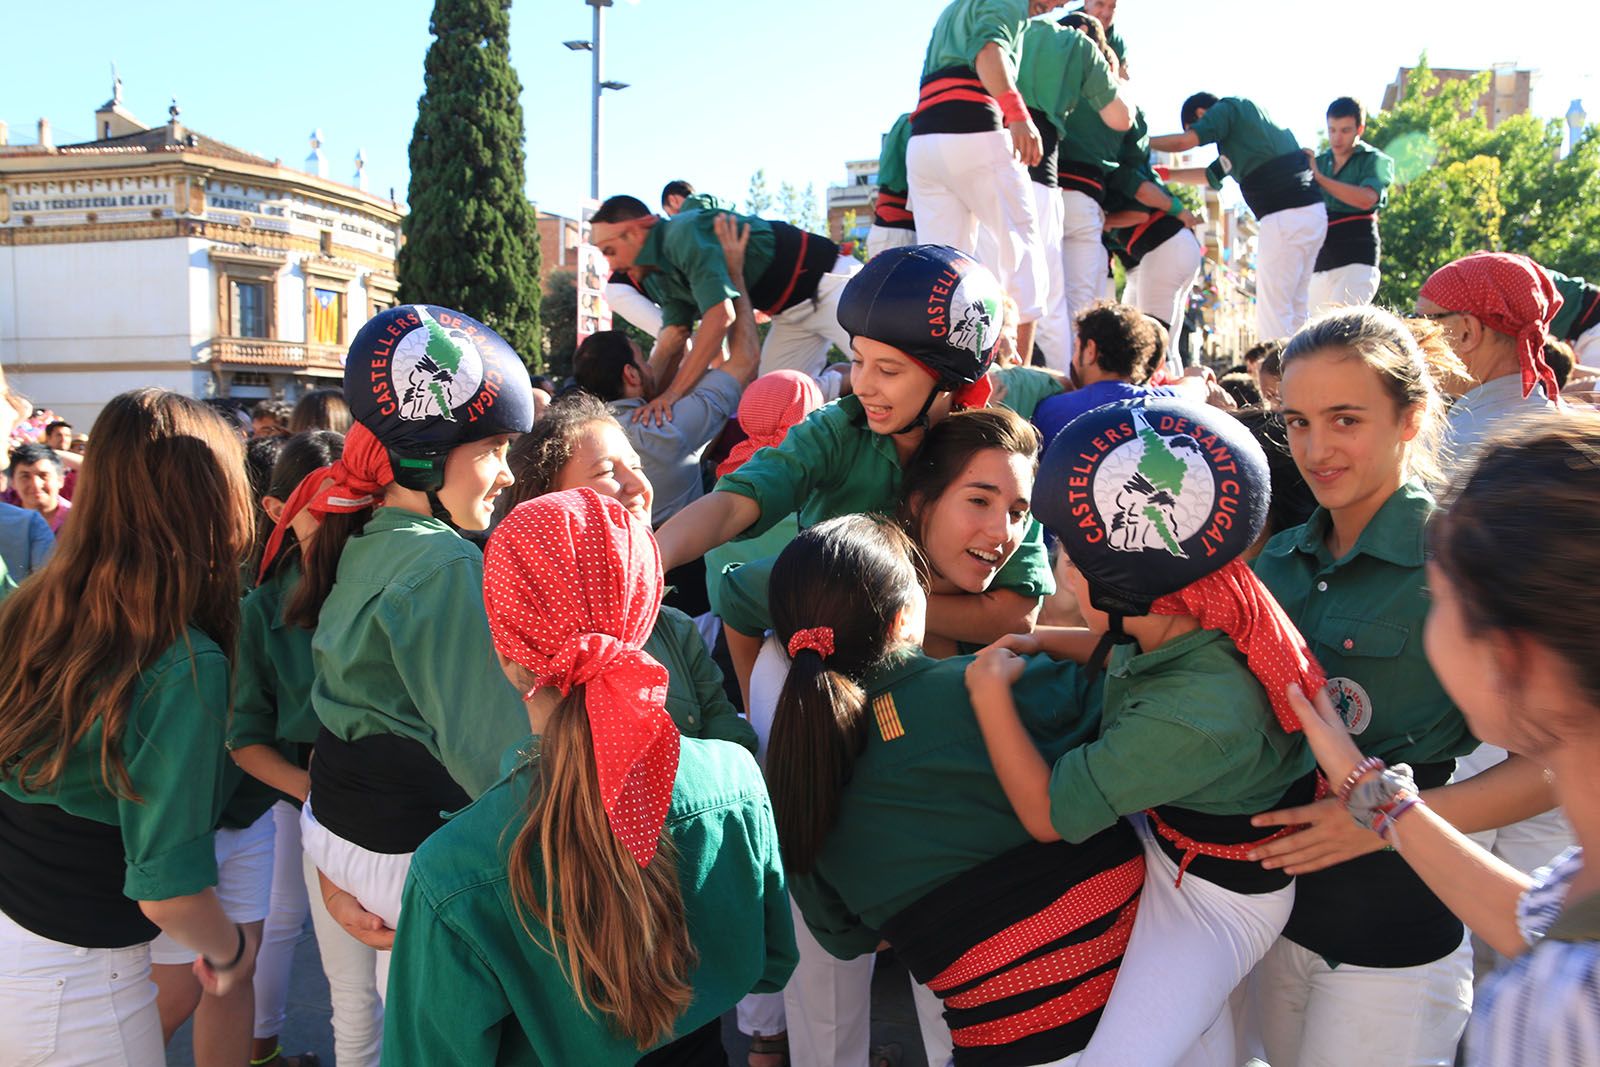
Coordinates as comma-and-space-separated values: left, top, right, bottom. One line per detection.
398, 0, 542, 365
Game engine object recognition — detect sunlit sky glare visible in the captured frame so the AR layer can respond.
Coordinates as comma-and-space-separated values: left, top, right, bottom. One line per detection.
5, 1, 1594, 220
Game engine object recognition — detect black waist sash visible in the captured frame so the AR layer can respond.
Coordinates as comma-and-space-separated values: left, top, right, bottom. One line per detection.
1150, 771, 1319, 894
1238, 150, 1323, 219
879, 826, 1143, 1066
1127, 214, 1187, 264
0, 791, 158, 948
1027, 109, 1060, 189
1315, 212, 1380, 271
1564, 283, 1600, 341
1057, 159, 1108, 206
1284, 760, 1464, 966
748, 221, 840, 317
309, 727, 470, 855
912, 66, 1001, 136
873, 187, 916, 231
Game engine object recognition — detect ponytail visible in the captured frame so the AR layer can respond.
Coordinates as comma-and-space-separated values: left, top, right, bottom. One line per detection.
765, 515, 925, 875
284, 505, 373, 630
507, 687, 695, 1049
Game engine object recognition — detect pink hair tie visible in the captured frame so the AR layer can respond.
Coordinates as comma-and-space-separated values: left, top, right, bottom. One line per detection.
787, 627, 835, 660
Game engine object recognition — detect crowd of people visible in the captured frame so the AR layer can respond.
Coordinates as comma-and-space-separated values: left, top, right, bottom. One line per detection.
3, 1, 1600, 1066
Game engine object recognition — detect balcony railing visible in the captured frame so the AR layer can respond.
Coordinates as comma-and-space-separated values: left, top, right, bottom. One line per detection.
209, 338, 343, 370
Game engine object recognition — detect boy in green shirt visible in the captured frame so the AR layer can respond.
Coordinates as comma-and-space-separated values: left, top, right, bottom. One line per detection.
1309, 97, 1396, 314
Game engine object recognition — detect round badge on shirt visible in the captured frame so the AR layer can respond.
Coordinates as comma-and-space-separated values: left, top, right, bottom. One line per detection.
1325, 676, 1373, 735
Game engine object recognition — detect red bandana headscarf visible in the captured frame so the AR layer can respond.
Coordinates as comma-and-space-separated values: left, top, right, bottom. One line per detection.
1150, 559, 1325, 734
716, 369, 823, 477
256, 422, 395, 583
1418, 251, 1564, 402
482, 487, 678, 867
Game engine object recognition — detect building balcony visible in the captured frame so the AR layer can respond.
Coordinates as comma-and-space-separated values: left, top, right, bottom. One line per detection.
209, 337, 343, 371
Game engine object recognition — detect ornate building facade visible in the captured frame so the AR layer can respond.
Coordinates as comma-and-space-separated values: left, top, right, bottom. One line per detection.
0, 85, 404, 425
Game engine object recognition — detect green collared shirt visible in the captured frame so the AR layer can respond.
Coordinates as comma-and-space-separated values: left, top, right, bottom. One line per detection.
646, 605, 758, 754
634, 211, 777, 329
230, 560, 318, 751
877, 113, 914, 195
676, 192, 729, 214
384, 736, 796, 1067
1047, 629, 1314, 842
921, 0, 1030, 77
310, 507, 528, 800
1549, 268, 1596, 340
1254, 482, 1475, 766
0, 629, 229, 901
790, 649, 1103, 959
1315, 140, 1395, 217
1059, 72, 1130, 171
1106, 105, 1161, 207
1016, 21, 1119, 140
1190, 97, 1301, 188
994, 365, 1066, 419
1105, 23, 1127, 66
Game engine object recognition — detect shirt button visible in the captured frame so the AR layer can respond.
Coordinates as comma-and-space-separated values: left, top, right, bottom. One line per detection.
1317, 581, 1329, 592
686, 715, 696, 725
1343, 638, 1354, 650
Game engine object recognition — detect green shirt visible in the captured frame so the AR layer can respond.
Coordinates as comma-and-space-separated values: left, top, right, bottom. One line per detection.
1047, 628, 1313, 842
310, 507, 527, 799
1016, 21, 1119, 140
230, 560, 319, 751
1254, 483, 1474, 767
1315, 140, 1395, 217
790, 650, 1102, 958
921, 0, 1030, 77
994, 365, 1066, 420
1060, 78, 1130, 171
704, 515, 800, 620
635, 211, 778, 329
676, 192, 729, 214
0, 630, 228, 901
877, 114, 914, 195
1105, 23, 1127, 66
384, 736, 796, 1067
647, 605, 758, 753
1549, 268, 1597, 340
1190, 97, 1301, 188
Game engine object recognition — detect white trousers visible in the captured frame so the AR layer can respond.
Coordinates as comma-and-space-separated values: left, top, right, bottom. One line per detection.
300, 850, 384, 1067
603, 280, 663, 339
1254, 933, 1472, 1067
1573, 321, 1600, 365
1308, 262, 1381, 316
0, 907, 163, 1067
253, 800, 311, 1038
865, 225, 916, 262
1254, 203, 1328, 340
760, 255, 862, 381
1078, 817, 1294, 1067
908, 131, 1045, 320
149, 807, 276, 965
911, 975, 956, 1067
1061, 189, 1108, 330
1031, 182, 1072, 373
1125, 230, 1204, 376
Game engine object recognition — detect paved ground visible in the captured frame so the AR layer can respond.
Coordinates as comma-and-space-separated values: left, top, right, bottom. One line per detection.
168, 921, 933, 1066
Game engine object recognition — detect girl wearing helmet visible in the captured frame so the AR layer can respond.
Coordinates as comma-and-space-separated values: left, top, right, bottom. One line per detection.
260, 305, 536, 994
967, 397, 1320, 1066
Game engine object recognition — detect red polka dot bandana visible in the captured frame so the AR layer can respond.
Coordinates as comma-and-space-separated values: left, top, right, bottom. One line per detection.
482, 487, 677, 867
1418, 251, 1563, 401
715, 369, 823, 478
257, 422, 394, 583
1150, 558, 1325, 734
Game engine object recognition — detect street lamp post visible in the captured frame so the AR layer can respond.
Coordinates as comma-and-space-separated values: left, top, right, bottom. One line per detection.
563, 0, 627, 202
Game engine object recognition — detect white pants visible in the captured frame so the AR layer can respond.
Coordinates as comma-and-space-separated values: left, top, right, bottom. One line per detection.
1078, 817, 1294, 1067
760, 255, 862, 381
1308, 262, 1381, 315
149, 808, 276, 965
299, 797, 411, 999
603, 280, 663, 339
1125, 230, 1204, 376
910, 976, 956, 1067
865, 225, 916, 262
301, 851, 384, 1067
1573, 321, 1600, 365
1061, 189, 1108, 330
1254, 933, 1471, 1067
908, 131, 1045, 320
252, 801, 310, 1039
1254, 203, 1328, 340
1031, 182, 1072, 373
0, 907, 163, 1067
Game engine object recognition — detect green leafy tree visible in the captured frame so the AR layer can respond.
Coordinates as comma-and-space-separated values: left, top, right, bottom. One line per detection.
540, 270, 576, 379
1367, 57, 1600, 305
398, 0, 542, 364
746, 169, 774, 215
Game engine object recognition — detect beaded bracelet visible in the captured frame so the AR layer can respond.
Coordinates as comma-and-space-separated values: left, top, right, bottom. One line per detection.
1337, 756, 1386, 803
1373, 792, 1425, 840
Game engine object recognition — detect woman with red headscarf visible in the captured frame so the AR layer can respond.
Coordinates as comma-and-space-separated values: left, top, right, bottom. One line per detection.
382, 488, 795, 1066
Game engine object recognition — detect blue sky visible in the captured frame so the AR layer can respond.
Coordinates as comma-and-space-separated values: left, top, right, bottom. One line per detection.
4, 1, 1594, 222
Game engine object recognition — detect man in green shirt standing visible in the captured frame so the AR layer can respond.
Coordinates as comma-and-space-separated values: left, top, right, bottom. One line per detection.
1309, 97, 1396, 314
865, 113, 916, 261
1153, 93, 1327, 341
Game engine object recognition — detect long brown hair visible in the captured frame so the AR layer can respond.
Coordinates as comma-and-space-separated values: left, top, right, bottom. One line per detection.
0, 389, 254, 797
900, 406, 1041, 538
765, 515, 924, 874
507, 684, 695, 1048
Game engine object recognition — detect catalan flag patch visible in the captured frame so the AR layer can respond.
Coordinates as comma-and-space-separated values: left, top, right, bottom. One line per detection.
872, 693, 905, 742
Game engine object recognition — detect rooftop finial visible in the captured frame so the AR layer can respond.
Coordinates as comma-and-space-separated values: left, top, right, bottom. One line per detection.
112, 62, 123, 105
168, 97, 180, 123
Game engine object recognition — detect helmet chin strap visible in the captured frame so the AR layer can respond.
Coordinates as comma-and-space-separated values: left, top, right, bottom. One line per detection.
1085, 613, 1140, 681
891, 381, 944, 436
425, 489, 459, 529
